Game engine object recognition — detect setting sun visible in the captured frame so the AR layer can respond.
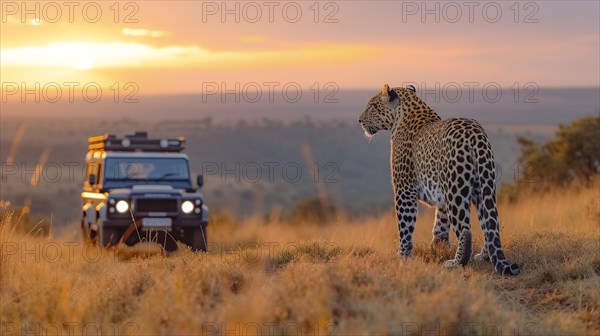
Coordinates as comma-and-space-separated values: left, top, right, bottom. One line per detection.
76, 58, 94, 70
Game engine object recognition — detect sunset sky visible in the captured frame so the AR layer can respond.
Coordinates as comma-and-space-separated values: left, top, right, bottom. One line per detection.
1, 1, 598, 95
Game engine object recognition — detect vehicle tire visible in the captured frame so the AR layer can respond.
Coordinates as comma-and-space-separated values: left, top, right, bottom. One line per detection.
185, 224, 207, 252
81, 218, 98, 242
99, 225, 120, 247
81, 219, 91, 242
156, 230, 178, 252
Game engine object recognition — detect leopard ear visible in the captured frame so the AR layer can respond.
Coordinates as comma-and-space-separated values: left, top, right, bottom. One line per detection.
407, 85, 416, 93
381, 84, 398, 103
381, 84, 390, 96
388, 89, 399, 104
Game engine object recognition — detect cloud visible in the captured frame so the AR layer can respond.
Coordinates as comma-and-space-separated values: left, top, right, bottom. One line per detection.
122, 28, 168, 38
0, 41, 379, 70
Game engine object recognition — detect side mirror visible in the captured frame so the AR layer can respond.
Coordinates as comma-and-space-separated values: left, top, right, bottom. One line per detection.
88, 174, 96, 185
196, 174, 204, 189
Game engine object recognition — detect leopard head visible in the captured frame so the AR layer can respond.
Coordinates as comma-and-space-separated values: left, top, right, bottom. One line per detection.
358, 84, 416, 137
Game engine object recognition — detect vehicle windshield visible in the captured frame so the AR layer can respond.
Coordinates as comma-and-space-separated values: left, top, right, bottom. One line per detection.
104, 157, 190, 181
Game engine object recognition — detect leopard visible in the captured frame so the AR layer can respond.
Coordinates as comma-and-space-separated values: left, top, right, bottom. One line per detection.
358, 84, 521, 276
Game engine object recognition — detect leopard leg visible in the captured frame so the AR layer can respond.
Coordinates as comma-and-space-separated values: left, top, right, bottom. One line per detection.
431, 206, 450, 246
471, 174, 489, 262
473, 189, 490, 263
443, 187, 473, 269
395, 189, 418, 258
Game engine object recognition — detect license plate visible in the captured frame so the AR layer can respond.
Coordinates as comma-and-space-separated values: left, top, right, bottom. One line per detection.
142, 217, 172, 227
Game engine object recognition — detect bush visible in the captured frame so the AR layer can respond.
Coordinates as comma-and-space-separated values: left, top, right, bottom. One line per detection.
501, 115, 600, 200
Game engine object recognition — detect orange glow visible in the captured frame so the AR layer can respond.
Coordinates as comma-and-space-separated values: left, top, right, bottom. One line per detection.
1, 41, 378, 70
240, 35, 265, 43
0, 1, 597, 92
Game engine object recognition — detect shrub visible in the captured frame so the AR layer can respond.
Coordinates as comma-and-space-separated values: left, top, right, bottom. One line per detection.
501, 115, 600, 200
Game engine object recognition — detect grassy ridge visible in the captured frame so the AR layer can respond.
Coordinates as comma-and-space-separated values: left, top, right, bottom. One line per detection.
1, 185, 598, 335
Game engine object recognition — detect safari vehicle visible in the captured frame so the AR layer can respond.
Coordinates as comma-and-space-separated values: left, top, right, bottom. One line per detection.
80, 132, 208, 251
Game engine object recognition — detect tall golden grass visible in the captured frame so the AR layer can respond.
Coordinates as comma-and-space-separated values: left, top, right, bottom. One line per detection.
1, 184, 598, 335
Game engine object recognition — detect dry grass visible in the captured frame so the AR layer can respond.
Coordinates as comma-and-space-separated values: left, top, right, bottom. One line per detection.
1, 185, 599, 335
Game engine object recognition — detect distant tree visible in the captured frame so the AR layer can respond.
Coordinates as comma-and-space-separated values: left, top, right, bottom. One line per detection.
502, 115, 600, 199
549, 116, 600, 180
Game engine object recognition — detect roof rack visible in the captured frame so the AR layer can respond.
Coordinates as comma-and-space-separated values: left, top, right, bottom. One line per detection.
88, 132, 185, 152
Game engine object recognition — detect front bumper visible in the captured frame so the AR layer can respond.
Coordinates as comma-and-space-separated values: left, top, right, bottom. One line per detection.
102, 217, 207, 229
100, 217, 208, 247
100, 203, 208, 247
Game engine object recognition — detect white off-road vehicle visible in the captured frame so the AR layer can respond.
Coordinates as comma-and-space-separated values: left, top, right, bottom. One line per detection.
81, 132, 208, 251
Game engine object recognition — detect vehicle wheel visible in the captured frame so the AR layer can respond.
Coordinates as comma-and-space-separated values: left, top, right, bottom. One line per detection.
81, 219, 97, 242
156, 230, 178, 252
99, 225, 121, 247
81, 219, 90, 242
183, 224, 207, 252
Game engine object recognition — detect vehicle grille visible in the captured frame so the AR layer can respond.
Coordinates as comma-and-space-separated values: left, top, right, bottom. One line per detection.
136, 199, 177, 213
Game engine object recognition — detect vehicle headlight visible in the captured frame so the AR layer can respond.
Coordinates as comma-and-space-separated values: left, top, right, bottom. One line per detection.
115, 200, 129, 213
181, 200, 194, 214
